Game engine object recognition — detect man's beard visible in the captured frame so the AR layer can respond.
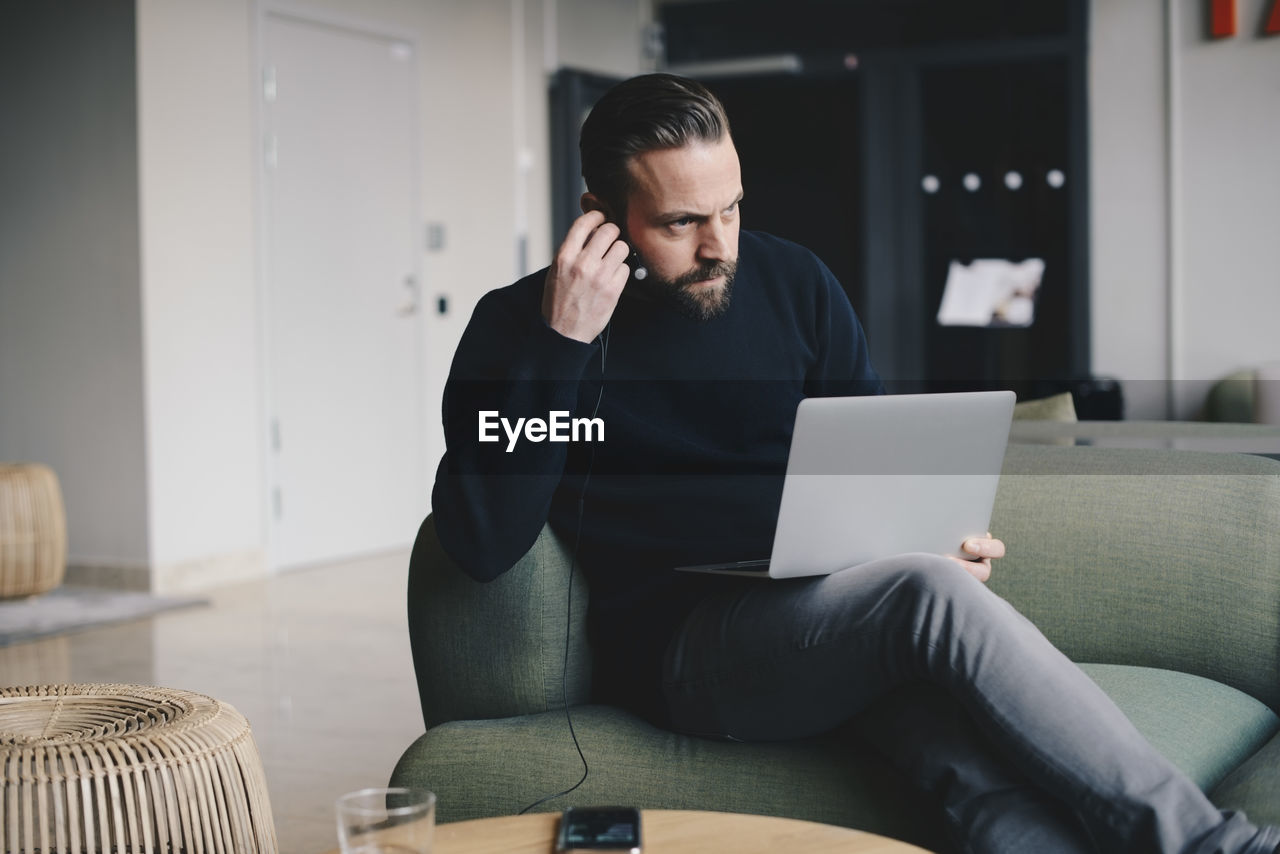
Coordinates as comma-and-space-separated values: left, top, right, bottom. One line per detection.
636, 256, 738, 321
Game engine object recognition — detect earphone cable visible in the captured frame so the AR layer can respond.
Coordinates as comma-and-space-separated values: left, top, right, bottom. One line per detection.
517, 324, 608, 815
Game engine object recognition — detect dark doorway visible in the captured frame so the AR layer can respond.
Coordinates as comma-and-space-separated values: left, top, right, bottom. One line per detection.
705, 73, 865, 317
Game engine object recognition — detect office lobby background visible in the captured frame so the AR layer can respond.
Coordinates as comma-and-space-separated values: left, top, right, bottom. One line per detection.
1, 0, 1277, 595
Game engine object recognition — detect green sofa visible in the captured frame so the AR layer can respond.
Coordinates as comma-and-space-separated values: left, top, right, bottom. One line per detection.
391, 443, 1280, 850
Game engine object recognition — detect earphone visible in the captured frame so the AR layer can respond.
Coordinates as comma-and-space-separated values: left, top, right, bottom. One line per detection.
630, 251, 648, 281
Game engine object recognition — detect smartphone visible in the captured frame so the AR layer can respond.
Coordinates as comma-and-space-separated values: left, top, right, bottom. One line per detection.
556, 806, 642, 853
601, 209, 646, 282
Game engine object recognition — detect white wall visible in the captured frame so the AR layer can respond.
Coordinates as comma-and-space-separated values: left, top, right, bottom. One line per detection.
555, 0, 653, 79
136, 0, 265, 590
1173, 0, 1280, 416
1090, 0, 1280, 418
0, 3, 152, 576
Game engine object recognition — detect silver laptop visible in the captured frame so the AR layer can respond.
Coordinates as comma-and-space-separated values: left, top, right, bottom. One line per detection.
676, 391, 1016, 578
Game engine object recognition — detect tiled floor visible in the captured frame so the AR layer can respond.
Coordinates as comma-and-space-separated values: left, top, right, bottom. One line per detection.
0, 550, 424, 854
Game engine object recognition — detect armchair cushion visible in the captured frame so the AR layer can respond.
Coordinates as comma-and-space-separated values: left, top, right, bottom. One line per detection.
1012, 391, 1078, 422
1077, 664, 1277, 792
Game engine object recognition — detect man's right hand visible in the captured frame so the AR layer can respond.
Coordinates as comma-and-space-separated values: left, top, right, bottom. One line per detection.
541, 210, 631, 343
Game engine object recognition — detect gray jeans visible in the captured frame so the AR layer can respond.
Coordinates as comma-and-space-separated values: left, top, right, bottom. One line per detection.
661, 553, 1279, 854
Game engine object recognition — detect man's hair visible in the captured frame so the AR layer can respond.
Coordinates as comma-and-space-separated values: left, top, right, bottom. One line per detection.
579, 73, 730, 214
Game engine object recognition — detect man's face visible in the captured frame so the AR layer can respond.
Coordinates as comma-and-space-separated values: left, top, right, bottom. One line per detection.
622, 136, 743, 320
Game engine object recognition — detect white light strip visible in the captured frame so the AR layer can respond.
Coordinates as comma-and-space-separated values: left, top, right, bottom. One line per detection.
664, 54, 804, 78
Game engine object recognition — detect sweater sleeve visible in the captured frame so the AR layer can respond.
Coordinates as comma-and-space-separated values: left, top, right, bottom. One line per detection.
804, 255, 886, 398
430, 283, 598, 581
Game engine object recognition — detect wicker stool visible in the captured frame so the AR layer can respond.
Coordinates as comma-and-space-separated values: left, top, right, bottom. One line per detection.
0, 684, 278, 853
0, 463, 68, 599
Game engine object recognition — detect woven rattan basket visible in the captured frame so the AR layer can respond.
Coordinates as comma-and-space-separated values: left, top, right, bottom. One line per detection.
0, 684, 278, 853
0, 463, 68, 599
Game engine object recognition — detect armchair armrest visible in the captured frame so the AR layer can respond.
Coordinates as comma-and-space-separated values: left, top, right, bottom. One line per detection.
990, 445, 1280, 710
407, 515, 592, 729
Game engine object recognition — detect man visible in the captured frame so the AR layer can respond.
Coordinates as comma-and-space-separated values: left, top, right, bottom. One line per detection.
432, 73, 1279, 854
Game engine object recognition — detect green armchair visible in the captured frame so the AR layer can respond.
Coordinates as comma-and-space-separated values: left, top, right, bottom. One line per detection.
392, 444, 1280, 849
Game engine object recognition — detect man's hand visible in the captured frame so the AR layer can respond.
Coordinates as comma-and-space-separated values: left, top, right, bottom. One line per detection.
542, 210, 631, 343
947, 534, 1005, 583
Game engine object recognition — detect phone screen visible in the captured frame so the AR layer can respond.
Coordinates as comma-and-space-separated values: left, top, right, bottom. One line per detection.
557, 807, 642, 852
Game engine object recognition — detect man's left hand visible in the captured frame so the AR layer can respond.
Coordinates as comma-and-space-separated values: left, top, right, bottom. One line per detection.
947, 534, 1004, 583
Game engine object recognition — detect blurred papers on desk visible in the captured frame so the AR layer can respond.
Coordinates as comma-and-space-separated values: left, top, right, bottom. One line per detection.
936, 258, 1045, 328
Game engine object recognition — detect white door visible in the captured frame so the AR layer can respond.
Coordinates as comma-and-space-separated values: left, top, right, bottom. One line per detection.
261, 12, 425, 569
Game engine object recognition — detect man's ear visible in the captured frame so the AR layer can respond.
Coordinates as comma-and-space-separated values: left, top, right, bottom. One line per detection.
580, 192, 611, 220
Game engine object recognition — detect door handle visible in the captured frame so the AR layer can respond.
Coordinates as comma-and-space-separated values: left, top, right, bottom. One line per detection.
396, 274, 419, 317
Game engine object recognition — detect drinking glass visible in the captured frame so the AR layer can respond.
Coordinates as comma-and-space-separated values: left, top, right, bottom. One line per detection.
336, 787, 436, 854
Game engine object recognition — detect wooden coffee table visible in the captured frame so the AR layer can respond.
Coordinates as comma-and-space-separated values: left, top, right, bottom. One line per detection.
322, 809, 931, 853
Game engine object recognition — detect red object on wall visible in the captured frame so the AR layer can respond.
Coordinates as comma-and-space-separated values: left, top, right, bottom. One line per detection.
1211, 0, 1237, 38
1266, 0, 1280, 35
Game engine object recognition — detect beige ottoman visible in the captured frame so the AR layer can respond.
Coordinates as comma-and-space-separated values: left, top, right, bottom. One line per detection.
0, 463, 67, 599
1, 684, 278, 853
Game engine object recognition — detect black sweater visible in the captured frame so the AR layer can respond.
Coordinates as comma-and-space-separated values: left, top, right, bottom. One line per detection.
432, 231, 883, 720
